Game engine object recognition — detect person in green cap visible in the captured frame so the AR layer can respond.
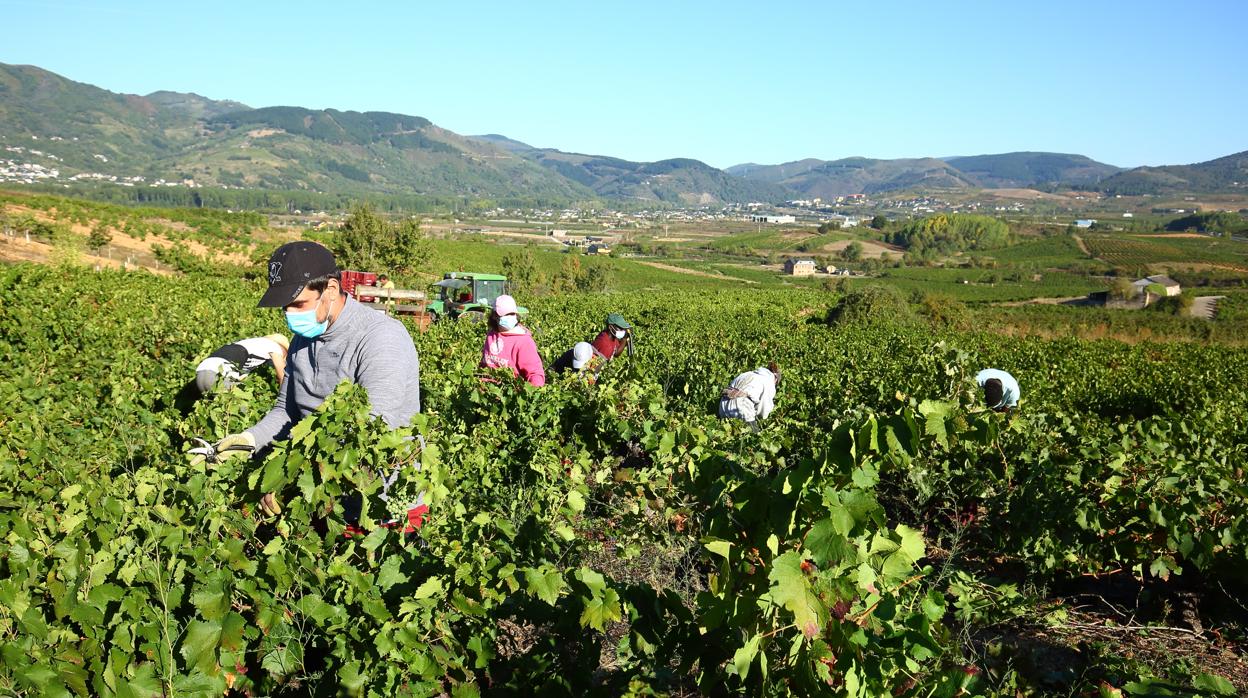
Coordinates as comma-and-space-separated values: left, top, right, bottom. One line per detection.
591, 312, 634, 361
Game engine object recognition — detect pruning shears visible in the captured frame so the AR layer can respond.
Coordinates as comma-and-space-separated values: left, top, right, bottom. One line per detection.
188, 437, 253, 463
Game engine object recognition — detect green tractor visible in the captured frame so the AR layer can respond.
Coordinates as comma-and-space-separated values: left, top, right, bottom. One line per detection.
426, 272, 527, 322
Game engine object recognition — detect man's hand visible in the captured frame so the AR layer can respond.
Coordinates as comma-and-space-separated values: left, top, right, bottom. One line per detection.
270, 351, 287, 384
188, 432, 256, 467
260, 492, 282, 517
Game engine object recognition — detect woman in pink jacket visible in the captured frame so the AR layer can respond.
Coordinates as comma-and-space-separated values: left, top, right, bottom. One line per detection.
480, 294, 546, 387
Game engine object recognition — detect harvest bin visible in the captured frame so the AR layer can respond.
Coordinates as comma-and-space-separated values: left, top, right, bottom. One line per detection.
339, 270, 378, 302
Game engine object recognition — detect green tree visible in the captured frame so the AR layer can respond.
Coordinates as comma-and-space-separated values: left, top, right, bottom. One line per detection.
825, 284, 916, 326
888, 214, 1011, 254
1110, 278, 1137, 300
15, 215, 57, 243
332, 205, 432, 278
333, 205, 387, 270
578, 261, 613, 292
88, 223, 113, 253
1167, 211, 1247, 235
870, 215, 888, 230
48, 223, 82, 267
385, 218, 433, 277
840, 241, 864, 262
502, 245, 543, 295
553, 254, 583, 293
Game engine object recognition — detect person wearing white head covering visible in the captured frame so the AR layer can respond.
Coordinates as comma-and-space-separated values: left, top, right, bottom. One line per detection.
718, 362, 781, 429
550, 341, 605, 383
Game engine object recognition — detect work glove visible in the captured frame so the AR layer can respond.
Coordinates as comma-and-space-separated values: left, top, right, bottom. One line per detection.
187, 432, 256, 467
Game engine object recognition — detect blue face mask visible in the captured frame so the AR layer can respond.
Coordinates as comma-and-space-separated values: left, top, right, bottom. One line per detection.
286, 293, 329, 339
498, 315, 519, 331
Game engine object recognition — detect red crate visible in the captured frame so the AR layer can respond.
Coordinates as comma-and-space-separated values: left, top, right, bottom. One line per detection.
340, 270, 378, 302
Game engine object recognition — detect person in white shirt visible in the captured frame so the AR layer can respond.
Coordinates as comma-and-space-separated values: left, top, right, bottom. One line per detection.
975, 368, 1020, 412
194, 334, 290, 395
718, 363, 780, 430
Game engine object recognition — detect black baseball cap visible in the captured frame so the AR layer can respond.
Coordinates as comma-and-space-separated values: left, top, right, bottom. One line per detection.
258, 241, 338, 308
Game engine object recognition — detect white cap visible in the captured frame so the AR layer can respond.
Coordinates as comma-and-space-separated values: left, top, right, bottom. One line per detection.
572, 342, 594, 369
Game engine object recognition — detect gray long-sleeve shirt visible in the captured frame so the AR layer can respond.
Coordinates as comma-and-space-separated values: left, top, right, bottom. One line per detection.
247, 296, 421, 448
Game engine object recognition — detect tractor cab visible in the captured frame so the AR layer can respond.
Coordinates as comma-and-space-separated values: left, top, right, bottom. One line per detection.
426, 272, 522, 321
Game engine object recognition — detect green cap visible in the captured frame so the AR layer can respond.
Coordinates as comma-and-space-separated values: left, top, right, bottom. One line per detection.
606, 313, 631, 329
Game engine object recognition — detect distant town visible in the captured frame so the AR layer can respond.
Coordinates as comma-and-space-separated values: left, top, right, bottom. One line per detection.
0, 132, 1214, 230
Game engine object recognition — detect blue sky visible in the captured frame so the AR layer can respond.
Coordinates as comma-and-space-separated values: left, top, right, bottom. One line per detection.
2, 0, 1244, 169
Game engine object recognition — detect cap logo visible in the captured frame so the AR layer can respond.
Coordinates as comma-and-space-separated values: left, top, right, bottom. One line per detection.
268, 261, 283, 285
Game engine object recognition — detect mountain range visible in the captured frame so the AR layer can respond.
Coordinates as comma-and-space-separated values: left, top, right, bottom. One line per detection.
1095, 150, 1248, 196
1, 62, 1243, 205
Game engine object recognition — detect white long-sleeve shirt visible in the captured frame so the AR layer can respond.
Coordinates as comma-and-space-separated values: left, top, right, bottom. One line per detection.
195, 335, 286, 379
718, 367, 777, 423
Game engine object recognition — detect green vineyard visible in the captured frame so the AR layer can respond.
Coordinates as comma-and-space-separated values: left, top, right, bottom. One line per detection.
1083, 235, 1248, 271
0, 264, 1245, 697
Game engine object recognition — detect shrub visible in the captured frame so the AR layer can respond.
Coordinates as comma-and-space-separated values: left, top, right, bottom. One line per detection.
912, 291, 971, 330
825, 284, 915, 326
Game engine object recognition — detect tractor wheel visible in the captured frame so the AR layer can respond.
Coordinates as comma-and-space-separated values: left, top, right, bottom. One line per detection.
459, 310, 487, 323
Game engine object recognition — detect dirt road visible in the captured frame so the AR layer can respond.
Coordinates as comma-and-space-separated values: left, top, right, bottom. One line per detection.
1072, 234, 1091, 256
635, 261, 756, 283
996, 296, 1094, 307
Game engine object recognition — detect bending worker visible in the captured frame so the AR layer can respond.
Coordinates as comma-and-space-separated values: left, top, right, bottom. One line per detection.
190, 241, 425, 531
175, 333, 289, 413
718, 362, 781, 430
975, 368, 1020, 413
550, 341, 600, 382
194, 333, 289, 395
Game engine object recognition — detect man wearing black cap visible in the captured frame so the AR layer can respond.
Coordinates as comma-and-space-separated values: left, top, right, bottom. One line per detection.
192, 241, 426, 530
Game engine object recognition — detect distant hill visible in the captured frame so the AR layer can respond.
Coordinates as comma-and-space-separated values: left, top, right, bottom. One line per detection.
2, 62, 1242, 205
468, 134, 537, 152
725, 159, 827, 183
1097, 150, 1248, 195
145, 91, 250, 120
0, 63, 600, 202
0, 63, 194, 173
732, 152, 1125, 197
521, 149, 793, 205
463, 136, 793, 204
732, 156, 975, 198
0, 63, 788, 205
944, 152, 1121, 188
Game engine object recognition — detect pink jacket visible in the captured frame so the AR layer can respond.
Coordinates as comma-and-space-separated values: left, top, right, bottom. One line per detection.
480, 328, 546, 387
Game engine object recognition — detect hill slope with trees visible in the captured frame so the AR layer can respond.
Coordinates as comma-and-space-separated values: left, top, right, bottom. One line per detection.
0, 63, 785, 205
1096, 150, 1248, 195
944, 152, 1121, 188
